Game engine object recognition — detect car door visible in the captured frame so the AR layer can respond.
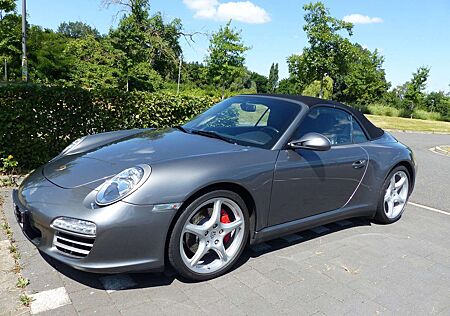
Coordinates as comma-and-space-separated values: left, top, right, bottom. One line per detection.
268, 106, 369, 226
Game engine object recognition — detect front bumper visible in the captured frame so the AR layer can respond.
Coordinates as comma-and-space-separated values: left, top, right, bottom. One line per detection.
13, 179, 179, 273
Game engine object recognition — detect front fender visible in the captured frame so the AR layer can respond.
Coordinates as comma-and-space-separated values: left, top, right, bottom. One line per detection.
124, 148, 278, 230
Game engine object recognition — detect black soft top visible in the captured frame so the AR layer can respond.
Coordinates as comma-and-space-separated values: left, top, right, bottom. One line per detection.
245, 94, 384, 140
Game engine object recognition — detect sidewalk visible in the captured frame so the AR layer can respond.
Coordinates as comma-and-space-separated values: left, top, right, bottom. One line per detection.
0, 192, 29, 315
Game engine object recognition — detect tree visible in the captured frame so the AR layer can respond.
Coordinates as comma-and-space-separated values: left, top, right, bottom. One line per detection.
205, 21, 249, 98
404, 66, 430, 115
299, 2, 353, 98
0, 0, 15, 20
64, 35, 127, 90
425, 91, 450, 119
267, 63, 279, 93
107, 0, 183, 83
0, 13, 21, 80
27, 26, 73, 83
302, 76, 333, 99
57, 21, 100, 38
277, 78, 299, 94
249, 71, 268, 93
340, 46, 390, 104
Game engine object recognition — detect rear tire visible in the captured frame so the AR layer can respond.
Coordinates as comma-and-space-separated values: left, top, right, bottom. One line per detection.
374, 166, 410, 224
168, 190, 249, 281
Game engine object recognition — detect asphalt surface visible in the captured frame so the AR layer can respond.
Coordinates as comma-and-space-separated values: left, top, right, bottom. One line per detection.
1, 131, 449, 315
391, 131, 450, 212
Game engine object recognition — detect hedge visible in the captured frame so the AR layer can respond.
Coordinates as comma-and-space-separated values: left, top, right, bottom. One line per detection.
0, 84, 220, 170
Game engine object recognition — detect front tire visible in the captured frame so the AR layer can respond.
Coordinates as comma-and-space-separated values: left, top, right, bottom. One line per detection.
168, 190, 249, 281
374, 166, 410, 224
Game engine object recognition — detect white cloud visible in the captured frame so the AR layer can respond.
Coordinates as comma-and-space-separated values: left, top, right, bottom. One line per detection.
343, 14, 383, 24
183, 0, 271, 24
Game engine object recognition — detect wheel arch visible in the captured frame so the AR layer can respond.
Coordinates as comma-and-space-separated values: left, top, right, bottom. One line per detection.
163, 182, 257, 265
389, 160, 416, 193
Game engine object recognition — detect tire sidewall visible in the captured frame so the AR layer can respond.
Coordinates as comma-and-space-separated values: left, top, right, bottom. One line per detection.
168, 190, 249, 281
376, 166, 410, 224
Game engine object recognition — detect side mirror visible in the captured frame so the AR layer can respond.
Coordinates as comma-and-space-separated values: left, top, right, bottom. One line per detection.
288, 132, 331, 151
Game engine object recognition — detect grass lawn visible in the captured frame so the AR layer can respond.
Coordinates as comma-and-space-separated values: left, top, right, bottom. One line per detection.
366, 115, 450, 133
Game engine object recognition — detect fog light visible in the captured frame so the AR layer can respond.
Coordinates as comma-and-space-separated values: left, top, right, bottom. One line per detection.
52, 217, 96, 236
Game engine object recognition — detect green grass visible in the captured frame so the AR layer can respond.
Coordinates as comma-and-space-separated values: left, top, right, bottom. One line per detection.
367, 115, 450, 133
16, 277, 30, 289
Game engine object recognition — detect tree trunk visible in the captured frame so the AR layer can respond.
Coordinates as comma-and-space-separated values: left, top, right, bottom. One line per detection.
319, 75, 324, 99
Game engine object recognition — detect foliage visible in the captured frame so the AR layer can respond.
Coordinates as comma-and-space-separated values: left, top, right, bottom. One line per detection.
411, 109, 441, 121
27, 26, 73, 83
248, 71, 268, 93
293, 1, 354, 98
57, 21, 100, 38
0, 0, 15, 18
302, 76, 333, 99
0, 154, 18, 174
64, 35, 126, 90
277, 78, 300, 95
108, 0, 183, 81
424, 91, 450, 119
0, 84, 220, 169
267, 63, 279, 93
366, 104, 401, 117
16, 276, 30, 289
0, 13, 21, 80
340, 46, 389, 105
404, 66, 430, 114
205, 21, 249, 98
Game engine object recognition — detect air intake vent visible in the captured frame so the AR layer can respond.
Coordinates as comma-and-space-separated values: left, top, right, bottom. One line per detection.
54, 231, 95, 258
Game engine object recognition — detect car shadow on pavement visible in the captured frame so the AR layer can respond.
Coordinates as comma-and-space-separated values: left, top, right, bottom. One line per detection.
40, 217, 371, 290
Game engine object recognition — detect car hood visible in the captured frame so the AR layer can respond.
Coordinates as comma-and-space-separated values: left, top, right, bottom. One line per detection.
43, 128, 246, 189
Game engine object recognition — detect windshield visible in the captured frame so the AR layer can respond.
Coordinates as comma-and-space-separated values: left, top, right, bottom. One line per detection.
183, 96, 301, 149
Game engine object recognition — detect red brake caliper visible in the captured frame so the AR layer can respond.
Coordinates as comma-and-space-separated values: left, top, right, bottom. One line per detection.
220, 209, 232, 243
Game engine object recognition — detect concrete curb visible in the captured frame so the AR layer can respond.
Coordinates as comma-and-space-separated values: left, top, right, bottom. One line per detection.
384, 129, 450, 135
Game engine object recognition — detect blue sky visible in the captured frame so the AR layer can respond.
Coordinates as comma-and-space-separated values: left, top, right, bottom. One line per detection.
17, 0, 450, 92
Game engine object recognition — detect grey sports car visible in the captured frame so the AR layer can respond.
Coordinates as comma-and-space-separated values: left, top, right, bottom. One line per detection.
13, 94, 416, 281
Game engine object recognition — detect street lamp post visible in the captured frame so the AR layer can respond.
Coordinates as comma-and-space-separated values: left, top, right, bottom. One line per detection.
177, 54, 182, 95
4, 58, 7, 81
21, 0, 28, 82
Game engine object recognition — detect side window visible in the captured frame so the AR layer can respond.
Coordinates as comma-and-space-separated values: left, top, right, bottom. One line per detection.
295, 107, 352, 145
352, 118, 368, 143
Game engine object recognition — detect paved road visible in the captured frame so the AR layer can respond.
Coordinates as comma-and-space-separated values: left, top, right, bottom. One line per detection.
1, 131, 449, 315
391, 131, 450, 212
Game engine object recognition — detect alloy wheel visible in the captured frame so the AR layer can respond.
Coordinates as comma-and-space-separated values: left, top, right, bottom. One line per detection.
384, 170, 409, 219
179, 197, 245, 274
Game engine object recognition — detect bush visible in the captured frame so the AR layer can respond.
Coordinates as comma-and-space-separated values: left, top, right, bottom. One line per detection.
411, 109, 442, 121
0, 84, 220, 170
366, 104, 401, 117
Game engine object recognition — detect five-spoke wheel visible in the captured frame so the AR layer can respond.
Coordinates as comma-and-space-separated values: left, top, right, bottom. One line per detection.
169, 190, 249, 281
375, 166, 410, 223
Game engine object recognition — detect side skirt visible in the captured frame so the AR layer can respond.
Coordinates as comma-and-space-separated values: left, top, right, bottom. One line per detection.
250, 204, 374, 245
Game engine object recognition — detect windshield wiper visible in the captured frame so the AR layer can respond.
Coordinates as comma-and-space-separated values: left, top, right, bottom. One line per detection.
190, 129, 235, 144
174, 125, 189, 133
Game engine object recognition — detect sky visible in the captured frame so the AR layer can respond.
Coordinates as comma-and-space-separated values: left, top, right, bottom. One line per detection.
16, 0, 450, 92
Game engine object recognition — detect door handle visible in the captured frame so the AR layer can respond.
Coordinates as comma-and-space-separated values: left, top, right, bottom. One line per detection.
352, 159, 367, 169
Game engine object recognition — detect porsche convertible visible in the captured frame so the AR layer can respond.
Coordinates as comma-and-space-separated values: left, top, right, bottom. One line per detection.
13, 94, 416, 281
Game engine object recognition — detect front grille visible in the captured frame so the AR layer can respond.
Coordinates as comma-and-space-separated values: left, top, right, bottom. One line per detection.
54, 231, 95, 258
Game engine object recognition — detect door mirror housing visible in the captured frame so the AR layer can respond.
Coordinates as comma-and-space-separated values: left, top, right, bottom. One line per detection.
288, 132, 331, 151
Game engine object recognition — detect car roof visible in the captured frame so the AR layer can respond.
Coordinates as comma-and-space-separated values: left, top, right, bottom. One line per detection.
241, 93, 384, 140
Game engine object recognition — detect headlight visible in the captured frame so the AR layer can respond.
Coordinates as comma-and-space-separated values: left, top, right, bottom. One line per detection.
60, 136, 86, 156
95, 165, 150, 205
